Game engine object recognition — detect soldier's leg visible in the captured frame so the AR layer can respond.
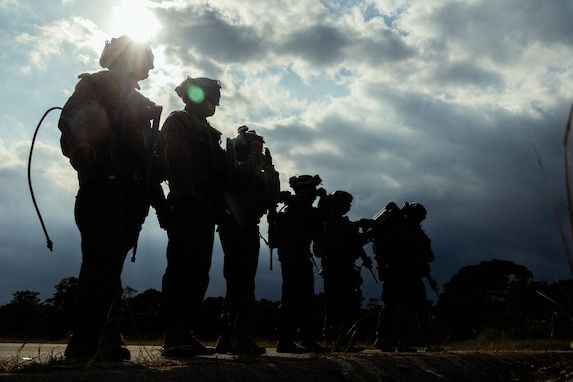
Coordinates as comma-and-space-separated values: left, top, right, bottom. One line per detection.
375, 281, 399, 352
276, 258, 301, 352
298, 260, 327, 353
218, 218, 264, 354
395, 279, 420, 352
159, 204, 216, 357
66, 183, 130, 361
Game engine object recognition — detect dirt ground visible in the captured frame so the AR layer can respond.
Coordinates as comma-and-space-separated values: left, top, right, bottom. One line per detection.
2, 349, 573, 382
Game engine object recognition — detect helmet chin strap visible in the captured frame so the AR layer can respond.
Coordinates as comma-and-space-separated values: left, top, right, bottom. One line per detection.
185, 101, 215, 118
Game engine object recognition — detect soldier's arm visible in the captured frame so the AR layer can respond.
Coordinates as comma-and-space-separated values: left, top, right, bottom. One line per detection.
230, 140, 268, 181
162, 113, 196, 199
419, 230, 436, 263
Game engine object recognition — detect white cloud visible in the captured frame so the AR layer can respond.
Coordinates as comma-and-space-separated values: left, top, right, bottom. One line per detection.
13, 16, 107, 75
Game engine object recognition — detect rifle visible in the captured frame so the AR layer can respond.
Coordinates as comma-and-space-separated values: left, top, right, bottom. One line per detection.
311, 255, 323, 278
426, 273, 440, 298
360, 252, 378, 283
264, 147, 281, 270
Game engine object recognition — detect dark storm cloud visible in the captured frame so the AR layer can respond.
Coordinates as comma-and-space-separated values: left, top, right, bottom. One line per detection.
280, 25, 350, 65
155, 6, 268, 64
351, 29, 416, 65
433, 61, 504, 88
282, 80, 572, 287
427, 0, 573, 62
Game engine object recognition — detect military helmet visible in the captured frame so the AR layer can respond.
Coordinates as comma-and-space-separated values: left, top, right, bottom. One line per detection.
175, 76, 221, 105
402, 202, 427, 223
232, 125, 264, 162
99, 35, 154, 74
289, 175, 322, 191
329, 190, 353, 214
331, 190, 353, 204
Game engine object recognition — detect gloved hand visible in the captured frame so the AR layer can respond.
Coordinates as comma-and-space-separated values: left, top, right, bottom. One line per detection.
69, 143, 97, 173
358, 218, 373, 229
146, 105, 163, 121
156, 205, 176, 231
363, 256, 373, 268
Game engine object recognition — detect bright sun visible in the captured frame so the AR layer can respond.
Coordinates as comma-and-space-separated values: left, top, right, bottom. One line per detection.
109, 0, 161, 42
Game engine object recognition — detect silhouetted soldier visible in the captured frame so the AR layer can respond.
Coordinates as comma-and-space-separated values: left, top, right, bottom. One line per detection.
372, 202, 435, 353
158, 76, 225, 357
58, 36, 164, 361
313, 190, 373, 352
275, 175, 328, 353
215, 126, 275, 355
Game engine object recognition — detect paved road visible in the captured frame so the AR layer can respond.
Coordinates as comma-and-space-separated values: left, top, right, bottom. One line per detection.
0, 343, 180, 363
1, 343, 572, 381
0, 342, 352, 363
0, 343, 68, 362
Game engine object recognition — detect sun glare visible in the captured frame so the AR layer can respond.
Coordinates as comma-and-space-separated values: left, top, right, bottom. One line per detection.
109, 0, 161, 42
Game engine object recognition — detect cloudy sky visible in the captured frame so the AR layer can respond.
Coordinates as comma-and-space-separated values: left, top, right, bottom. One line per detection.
1, 0, 573, 306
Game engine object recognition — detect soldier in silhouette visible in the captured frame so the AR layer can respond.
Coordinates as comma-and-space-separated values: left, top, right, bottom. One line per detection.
58, 36, 164, 362
275, 175, 328, 353
313, 190, 372, 352
372, 202, 435, 353
157, 76, 226, 357
215, 126, 275, 355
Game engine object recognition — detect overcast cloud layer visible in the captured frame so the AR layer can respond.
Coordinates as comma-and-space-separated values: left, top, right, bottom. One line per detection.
1, 0, 572, 305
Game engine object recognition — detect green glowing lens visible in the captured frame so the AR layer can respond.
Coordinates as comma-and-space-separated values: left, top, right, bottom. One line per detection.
187, 85, 205, 104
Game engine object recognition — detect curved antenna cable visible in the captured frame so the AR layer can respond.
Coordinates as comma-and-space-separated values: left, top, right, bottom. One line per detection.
27, 107, 62, 252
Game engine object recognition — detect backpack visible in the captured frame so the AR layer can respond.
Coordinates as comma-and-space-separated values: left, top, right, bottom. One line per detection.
153, 110, 206, 183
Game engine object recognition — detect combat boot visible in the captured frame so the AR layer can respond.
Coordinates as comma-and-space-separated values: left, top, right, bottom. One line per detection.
97, 326, 131, 362
162, 327, 215, 357
214, 332, 232, 354
276, 340, 305, 353
300, 340, 329, 353
344, 344, 365, 353
374, 339, 396, 353
64, 332, 98, 361
396, 344, 417, 353
229, 334, 266, 356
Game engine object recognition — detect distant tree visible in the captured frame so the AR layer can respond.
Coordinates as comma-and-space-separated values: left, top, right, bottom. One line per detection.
435, 259, 534, 340
10, 290, 41, 306
121, 288, 162, 340
123, 286, 138, 300
441, 259, 533, 304
125, 288, 161, 312
44, 277, 78, 339
0, 290, 45, 339
45, 277, 78, 310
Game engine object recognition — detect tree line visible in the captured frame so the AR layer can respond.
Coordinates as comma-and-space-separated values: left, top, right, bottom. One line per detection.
0, 258, 571, 345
